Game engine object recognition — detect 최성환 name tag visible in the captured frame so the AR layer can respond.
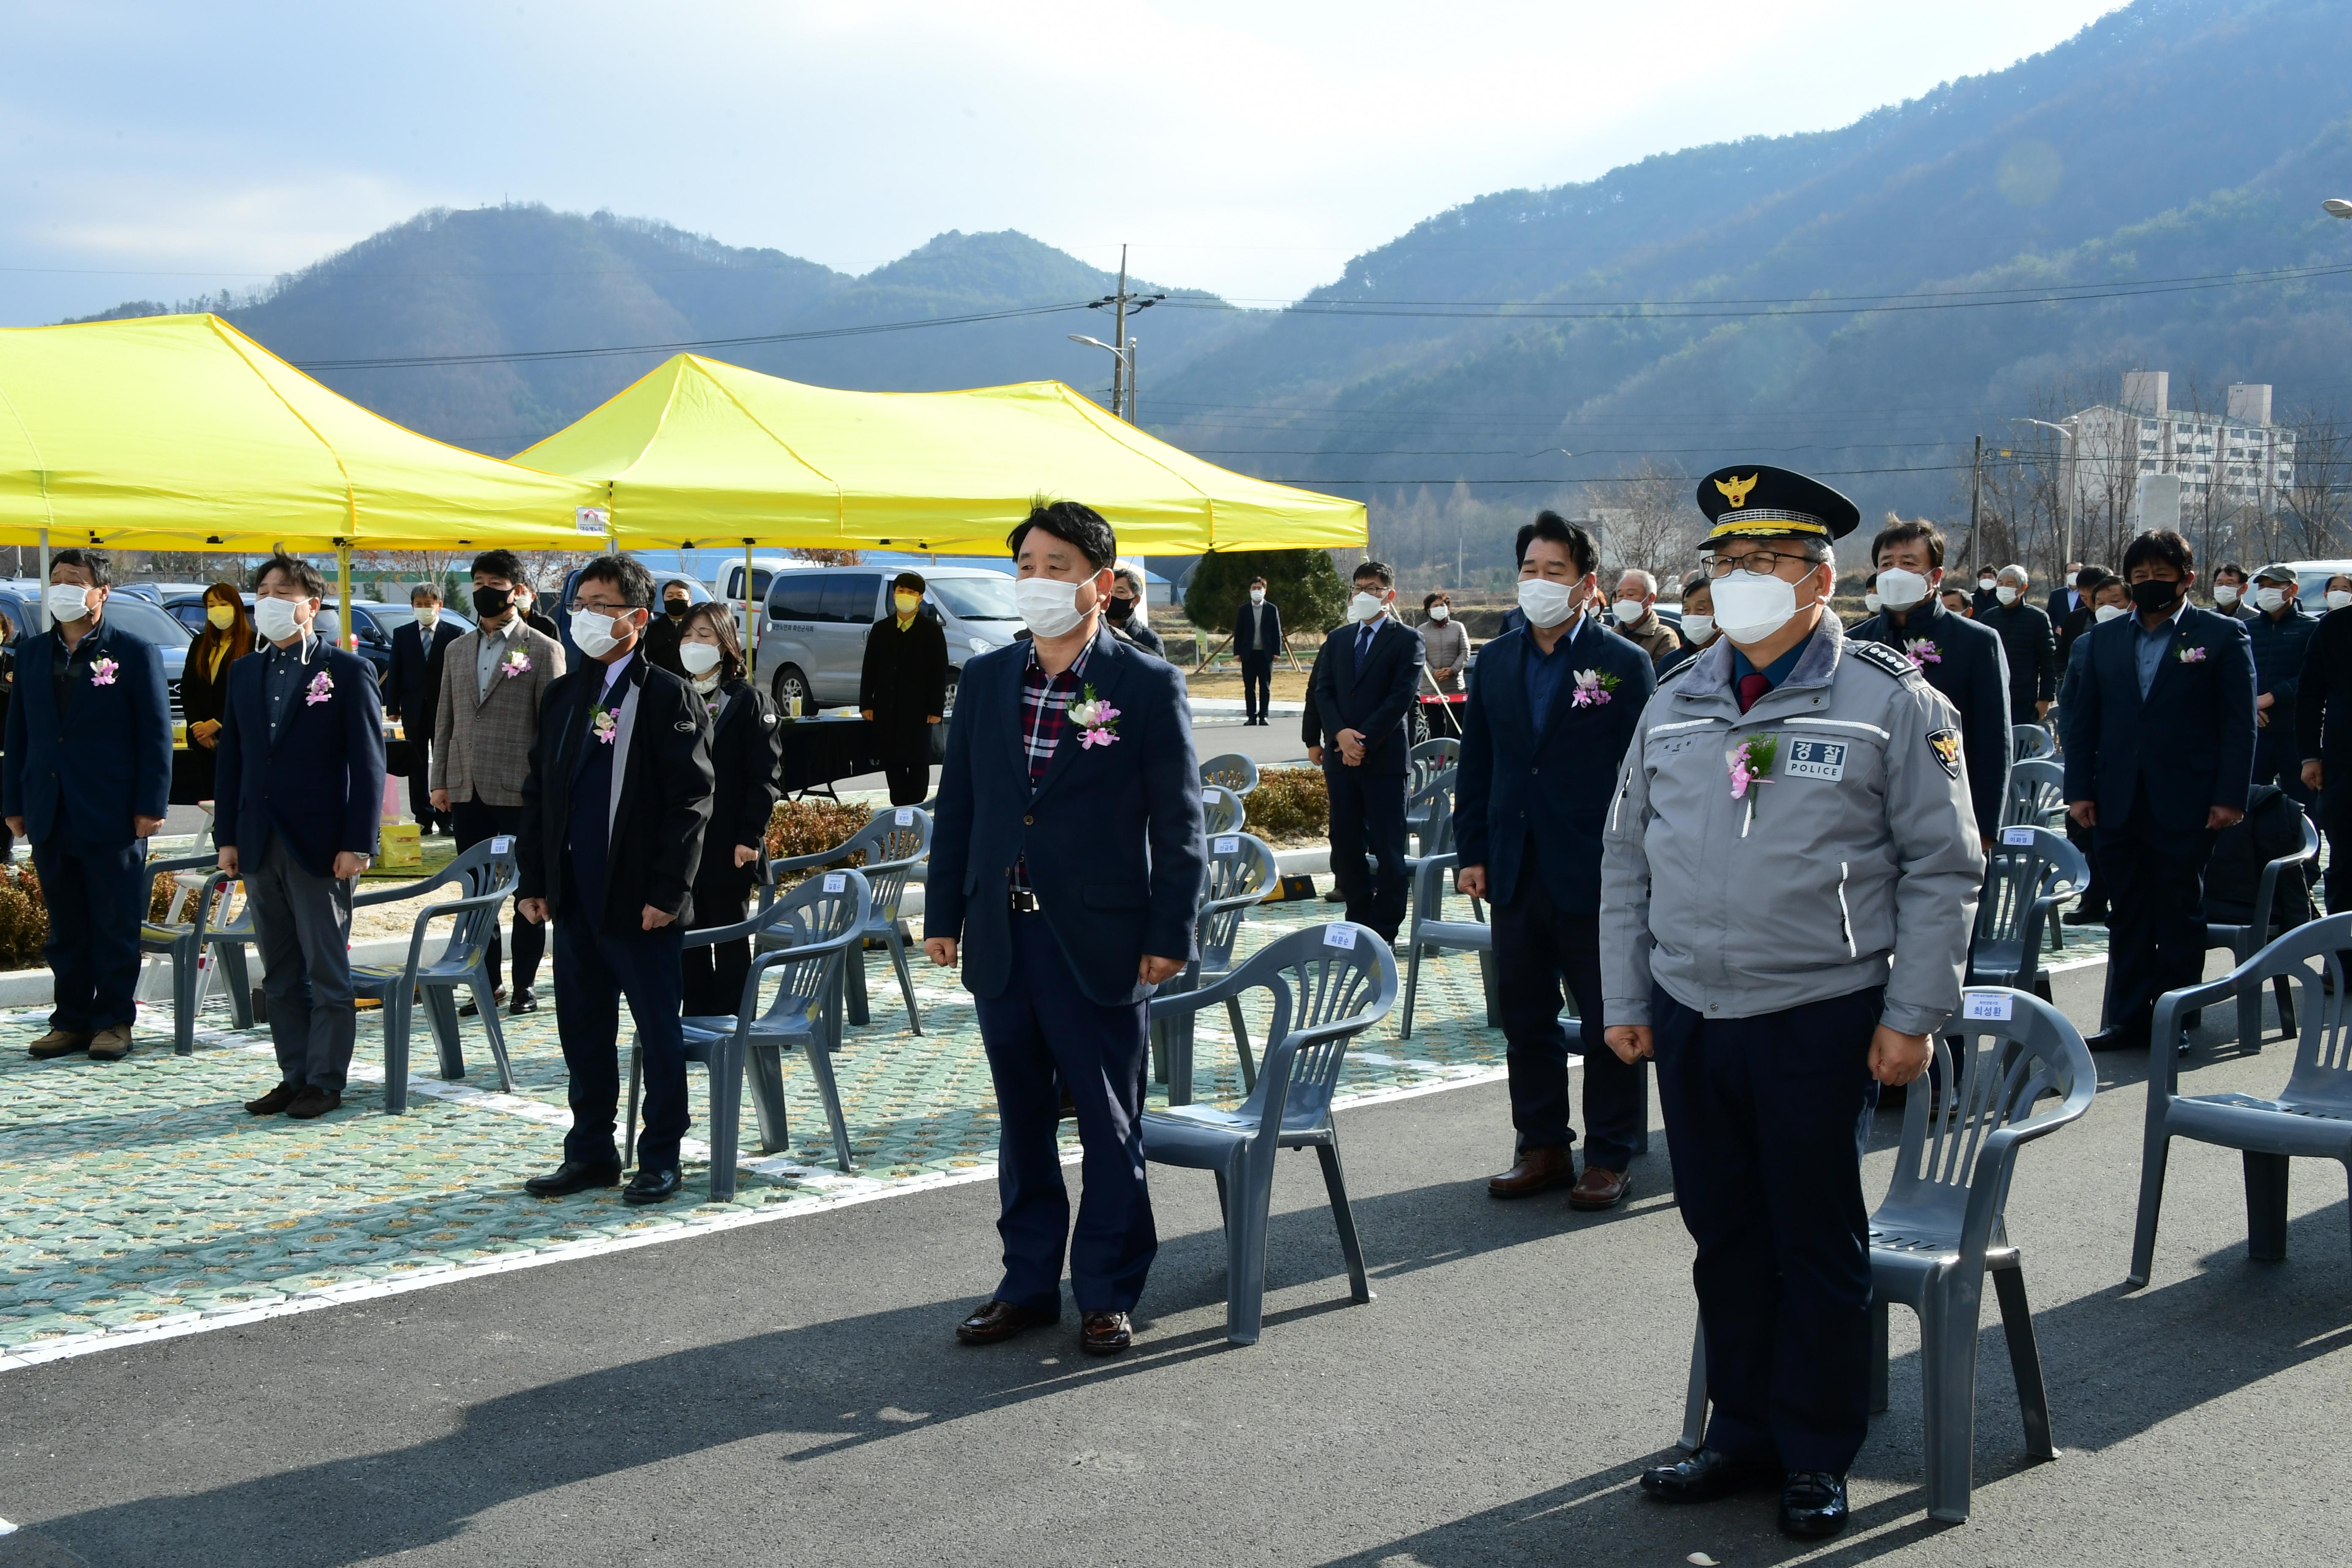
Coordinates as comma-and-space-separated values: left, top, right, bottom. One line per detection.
1964, 992, 2013, 1021
1782, 738, 1848, 781
896, 808, 914, 825
490, 836, 513, 854
1214, 836, 1239, 854
1323, 925, 1357, 949
824, 873, 847, 893
2001, 827, 2037, 846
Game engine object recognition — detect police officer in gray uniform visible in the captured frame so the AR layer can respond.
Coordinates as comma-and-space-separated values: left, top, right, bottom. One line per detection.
1600, 465, 1984, 1540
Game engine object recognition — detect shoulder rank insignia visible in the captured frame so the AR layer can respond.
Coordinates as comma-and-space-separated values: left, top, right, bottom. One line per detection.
1847, 640, 1922, 682
1928, 728, 1963, 779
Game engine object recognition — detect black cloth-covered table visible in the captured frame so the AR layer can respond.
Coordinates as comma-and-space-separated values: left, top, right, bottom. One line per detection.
778, 714, 884, 799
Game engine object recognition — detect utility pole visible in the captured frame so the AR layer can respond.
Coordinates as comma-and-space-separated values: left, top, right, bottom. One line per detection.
1080, 246, 1162, 422
1970, 434, 1982, 555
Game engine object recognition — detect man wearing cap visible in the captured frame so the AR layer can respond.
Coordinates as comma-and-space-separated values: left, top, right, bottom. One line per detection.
860, 572, 950, 806
1979, 565, 2058, 725
1602, 465, 1983, 1540
2246, 564, 2317, 807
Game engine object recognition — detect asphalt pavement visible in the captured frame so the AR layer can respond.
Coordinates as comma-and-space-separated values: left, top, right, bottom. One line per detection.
5, 956, 2349, 1567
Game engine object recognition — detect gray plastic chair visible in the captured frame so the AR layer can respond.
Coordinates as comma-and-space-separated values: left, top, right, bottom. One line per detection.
629, 868, 871, 1198
1198, 752, 1260, 795
1155, 830, 1280, 1106
2202, 805, 2319, 1051
765, 807, 931, 1033
2010, 723, 2055, 762
1404, 743, 1459, 852
2000, 758, 2066, 831
1966, 825, 2088, 1002
347, 840, 521, 1113
1399, 791, 1498, 1039
2132, 914, 2352, 1286
1200, 782, 1246, 836
138, 851, 223, 1056
1680, 986, 2094, 1522
1141, 922, 1399, 1345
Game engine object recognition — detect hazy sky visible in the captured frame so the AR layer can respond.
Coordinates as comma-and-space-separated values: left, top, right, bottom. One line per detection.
3, 0, 2127, 324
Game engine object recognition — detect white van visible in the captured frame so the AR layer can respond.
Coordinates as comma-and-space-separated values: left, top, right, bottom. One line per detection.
755, 565, 1023, 713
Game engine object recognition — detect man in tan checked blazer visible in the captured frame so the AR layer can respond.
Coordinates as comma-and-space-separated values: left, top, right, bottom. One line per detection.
432, 549, 566, 1014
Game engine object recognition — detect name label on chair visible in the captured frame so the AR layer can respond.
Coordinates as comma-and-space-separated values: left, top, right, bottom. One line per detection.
1214, 836, 1239, 854
490, 836, 513, 854
896, 808, 914, 825
2001, 827, 2037, 847
824, 873, 847, 892
1323, 925, 1357, 949
1782, 738, 1848, 781
1963, 992, 2013, 1021
1203, 787, 1219, 804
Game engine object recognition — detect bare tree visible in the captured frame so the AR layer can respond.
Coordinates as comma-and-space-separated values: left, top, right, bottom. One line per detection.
1587, 458, 1693, 582
2282, 406, 2351, 559
787, 547, 865, 566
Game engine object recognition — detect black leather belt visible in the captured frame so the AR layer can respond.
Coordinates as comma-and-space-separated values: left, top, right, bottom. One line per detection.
1008, 889, 1043, 914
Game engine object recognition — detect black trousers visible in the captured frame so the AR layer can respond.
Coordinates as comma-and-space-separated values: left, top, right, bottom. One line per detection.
874, 719, 932, 806
452, 798, 543, 992
2094, 786, 2219, 1042
554, 896, 689, 1170
32, 834, 149, 1034
404, 736, 445, 830
1239, 654, 1274, 720
1490, 858, 1644, 1170
973, 911, 1155, 1315
2065, 812, 2105, 917
680, 864, 754, 1017
1325, 764, 1408, 941
2253, 725, 2312, 809
1654, 983, 1881, 1475
2322, 773, 2352, 916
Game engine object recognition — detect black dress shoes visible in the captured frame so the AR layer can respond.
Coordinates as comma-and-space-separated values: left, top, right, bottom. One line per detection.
623, 1166, 683, 1205
1778, 1470, 1849, 1538
508, 986, 539, 1016
2085, 1027, 2148, 1052
459, 987, 508, 1018
2062, 905, 2108, 926
244, 1082, 300, 1116
1639, 1448, 1778, 1504
1079, 1309, 1133, 1355
524, 1160, 622, 1198
956, 1299, 1056, 1345
286, 1086, 342, 1119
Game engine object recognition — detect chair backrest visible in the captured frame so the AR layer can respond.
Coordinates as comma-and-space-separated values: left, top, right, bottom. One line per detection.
1971, 825, 2088, 959
756, 868, 874, 1019
1197, 830, 1279, 970
2011, 723, 2055, 762
428, 839, 521, 969
1202, 782, 1246, 836
1408, 738, 1459, 795
1410, 785, 1456, 858
1199, 752, 1261, 795
2001, 759, 2066, 829
1225, 923, 1399, 1135
1873, 986, 2095, 1257
2211, 915, 2352, 1113
835, 806, 931, 925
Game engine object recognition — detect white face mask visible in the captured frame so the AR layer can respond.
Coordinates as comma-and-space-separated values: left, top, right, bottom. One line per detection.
1978, 577, 1997, 591
678, 642, 722, 677
1014, 574, 1089, 639
1680, 612, 1715, 645
2331, 591, 2352, 613
1862, 592, 1881, 613
1516, 577, 1578, 630
569, 606, 630, 659
1427, 604, 1448, 622
1612, 598, 1646, 625
1875, 566, 1931, 611
253, 595, 306, 643
2094, 603, 2129, 624
415, 607, 439, 629
2254, 587, 2288, 613
1248, 588, 1265, 604
1346, 591, 1387, 623
46, 583, 94, 623
2213, 585, 2240, 606
1712, 567, 1808, 645
1994, 585, 2020, 606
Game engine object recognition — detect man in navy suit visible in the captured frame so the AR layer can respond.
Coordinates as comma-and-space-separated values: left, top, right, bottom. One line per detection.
514, 555, 715, 1206
3, 548, 173, 1062
1456, 512, 1654, 1209
2064, 529, 2257, 1051
383, 583, 463, 834
1311, 559, 1426, 942
925, 501, 1204, 1358
1231, 576, 1284, 725
214, 554, 388, 1119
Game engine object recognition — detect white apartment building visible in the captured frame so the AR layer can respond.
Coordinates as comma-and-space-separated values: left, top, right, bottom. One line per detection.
2064, 370, 2296, 522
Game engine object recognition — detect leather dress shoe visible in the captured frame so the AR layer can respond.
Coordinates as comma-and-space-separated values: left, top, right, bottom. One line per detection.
1567, 1165, 1630, 1211
2061, 906, 2108, 926
524, 1160, 622, 1198
1778, 1470, 1849, 1538
1079, 1309, 1133, 1356
2085, 1027, 2148, 1052
286, 1086, 342, 1119
87, 1025, 135, 1062
508, 986, 540, 1016
1639, 1448, 1778, 1504
244, 1082, 301, 1116
26, 1029, 91, 1060
1488, 1144, 1575, 1200
623, 1166, 683, 1205
459, 987, 508, 1018
956, 1299, 1056, 1345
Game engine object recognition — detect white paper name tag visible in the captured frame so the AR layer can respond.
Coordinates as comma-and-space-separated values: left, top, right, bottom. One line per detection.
1323, 925, 1357, 949
1964, 992, 2013, 1021
896, 807, 914, 825
490, 836, 513, 854
1783, 737, 1848, 781
1203, 787, 1220, 804
823, 873, 847, 893
2001, 827, 2037, 847
1214, 835, 1239, 854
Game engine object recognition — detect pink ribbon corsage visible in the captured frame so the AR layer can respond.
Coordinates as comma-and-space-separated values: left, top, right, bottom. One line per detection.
591, 707, 620, 744
1570, 668, 1620, 707
1903, 638, 1942, 667
1726, 732, 1779, 837
501, 648, 531, 678
2176, 645, 2208, 664
1069, 686, 1122, 749
304, 670, 334, 706
89, 658, 119, 687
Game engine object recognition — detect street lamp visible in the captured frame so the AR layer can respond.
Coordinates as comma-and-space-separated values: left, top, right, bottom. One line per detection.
2014, 416, 2080, 570
1067, 333, 1135, 421
2325, 198, 2352, 218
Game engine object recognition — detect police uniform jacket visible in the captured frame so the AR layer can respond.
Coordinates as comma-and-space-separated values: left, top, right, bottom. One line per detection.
1846, 595, 2012, 841
1598, 613, 1983, 1037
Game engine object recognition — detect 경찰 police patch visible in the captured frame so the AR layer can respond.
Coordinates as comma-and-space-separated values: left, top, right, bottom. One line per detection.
1927, 728, 1963, 779
1783, 736, 1848, 781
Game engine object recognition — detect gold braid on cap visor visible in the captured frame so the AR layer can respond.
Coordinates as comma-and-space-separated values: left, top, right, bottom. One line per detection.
1703, 510, 1830, 541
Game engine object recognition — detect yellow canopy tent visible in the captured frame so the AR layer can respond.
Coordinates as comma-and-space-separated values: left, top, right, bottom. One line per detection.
514, 354, 1367, 558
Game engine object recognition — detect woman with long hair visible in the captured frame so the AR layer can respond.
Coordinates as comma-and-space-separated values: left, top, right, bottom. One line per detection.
176, 581, 255, 803
675, 603, 783, 1015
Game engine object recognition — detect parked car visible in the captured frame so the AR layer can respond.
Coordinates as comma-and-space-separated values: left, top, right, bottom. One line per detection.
0, 584, 191, 715
161, 593, 413, 679
2273, 560, 2352, 609
755, 564, 1021, 713
555, 559, 714, 669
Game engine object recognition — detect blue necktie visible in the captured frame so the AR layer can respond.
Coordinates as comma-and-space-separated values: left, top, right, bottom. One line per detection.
1356, 623, 1375, 672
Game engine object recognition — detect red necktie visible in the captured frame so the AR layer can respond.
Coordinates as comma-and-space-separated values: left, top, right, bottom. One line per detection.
1737, 672, 1770, 714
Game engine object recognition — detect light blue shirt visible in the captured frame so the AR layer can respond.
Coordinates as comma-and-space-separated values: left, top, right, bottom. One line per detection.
476, 615, 525, 697
1522, 613, 1588, 730
2132, 598, 2187, 700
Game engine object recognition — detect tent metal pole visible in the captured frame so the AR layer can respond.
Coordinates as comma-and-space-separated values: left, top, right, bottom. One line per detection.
743, 538, 756, 678
37, 530, 50, 630
336, 542, 354, 649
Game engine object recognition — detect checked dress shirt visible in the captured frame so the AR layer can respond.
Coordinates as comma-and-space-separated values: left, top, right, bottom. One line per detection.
1010, 633, 1096, 894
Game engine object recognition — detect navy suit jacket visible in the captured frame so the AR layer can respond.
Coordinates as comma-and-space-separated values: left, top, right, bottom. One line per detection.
1311, 618, 1426, 776
1847, 596, 2012, 841
385, 617, 463, 721
1, 619, 172, 844
2062, 604, 2256, 834
213, 637, 387, 877
925, 627, 1205, 1008
1454, 620, 1652, 912
1231, 600, 1283, 659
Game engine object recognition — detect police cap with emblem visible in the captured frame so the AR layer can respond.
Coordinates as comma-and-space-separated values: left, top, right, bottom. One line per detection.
1696, 464, 1862, 547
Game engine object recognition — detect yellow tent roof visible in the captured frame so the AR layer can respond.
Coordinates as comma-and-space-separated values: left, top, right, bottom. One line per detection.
515, 354, 1365, 557
0, 313, 605, 550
